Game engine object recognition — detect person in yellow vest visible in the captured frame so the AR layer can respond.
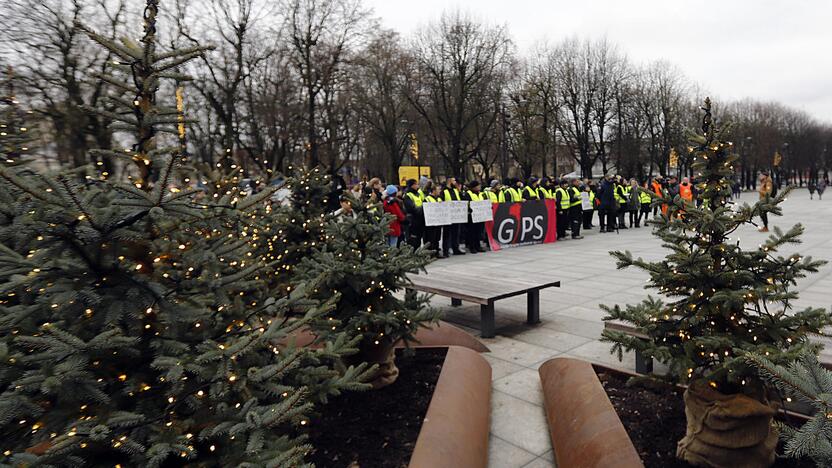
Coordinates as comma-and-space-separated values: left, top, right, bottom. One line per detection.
442, 178, 465, 256
554, 179, 570, 240
582, 182, 596, 230
524, 177, 541, 200
614, 176, 629, 229
402, 178, 424, 249
500, 178, 516, 202
568, 178, 584, 239
484, 179, 505, 203
463, 180, 486, 253
422, 182, 443, 257
637, 180, 653, 228
515, 179, 526, 202
539, 177, 555, 199
504, 178, 524, 202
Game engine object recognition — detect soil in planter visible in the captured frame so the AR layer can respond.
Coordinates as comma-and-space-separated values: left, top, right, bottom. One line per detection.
306, 348, 447, 468
597, 369, 815, 468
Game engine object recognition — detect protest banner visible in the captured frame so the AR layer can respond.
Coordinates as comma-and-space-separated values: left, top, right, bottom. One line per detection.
470, 200, 494, 223
485, 200, 557, 251
581, 192, 593, 210
423, 200, 468, 226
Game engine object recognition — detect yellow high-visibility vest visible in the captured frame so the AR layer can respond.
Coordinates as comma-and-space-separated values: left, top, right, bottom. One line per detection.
443, 188, 461, 201
639, 189, 652, 204
406, 191, 423, 207
425, 195, 440, 203
555, 187, 570, 209
569, 187, 582, 208
614, 185, 626, 204
486, 190, 505, 203
467, 190, 484, 201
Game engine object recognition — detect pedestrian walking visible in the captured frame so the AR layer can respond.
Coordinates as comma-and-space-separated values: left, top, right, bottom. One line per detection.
758, 171, 773, 232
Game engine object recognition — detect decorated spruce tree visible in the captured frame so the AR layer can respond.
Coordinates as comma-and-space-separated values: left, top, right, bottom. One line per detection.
297, 196, 441, 388
602, 98, 830, 467
257, 167, 332, 292
744, 352, 832, 466
0, 3, 371, 466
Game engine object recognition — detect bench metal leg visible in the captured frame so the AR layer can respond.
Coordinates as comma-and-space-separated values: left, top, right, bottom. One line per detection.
451, 298, 462, 307
635, 351, 653, 374
480, 302, 495, 338
527, 289, 540, 325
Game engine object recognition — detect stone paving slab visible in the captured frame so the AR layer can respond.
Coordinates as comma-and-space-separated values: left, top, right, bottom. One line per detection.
425, 189, 832, 467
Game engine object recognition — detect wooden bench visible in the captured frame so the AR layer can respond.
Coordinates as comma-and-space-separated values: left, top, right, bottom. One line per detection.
407, 270, 560, 338
604, 320, 832, 374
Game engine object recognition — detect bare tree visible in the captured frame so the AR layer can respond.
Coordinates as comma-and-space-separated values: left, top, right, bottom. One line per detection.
407, 11, 512, 179
2, 0, 128, 171
351, 30, 412, 181
280, 0, 370, 168
175, 0, 277, 171
590, 39, 627, 176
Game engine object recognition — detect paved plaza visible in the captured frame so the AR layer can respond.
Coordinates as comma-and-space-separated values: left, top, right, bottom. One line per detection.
426, 188, 832, 468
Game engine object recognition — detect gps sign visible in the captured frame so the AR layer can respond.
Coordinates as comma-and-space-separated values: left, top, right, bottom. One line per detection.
485, 199, 557, 251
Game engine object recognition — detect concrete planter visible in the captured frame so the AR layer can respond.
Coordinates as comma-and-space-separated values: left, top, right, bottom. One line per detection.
409, 346, 492, 468
538, 357, 644, 468
279, 320, 490, 352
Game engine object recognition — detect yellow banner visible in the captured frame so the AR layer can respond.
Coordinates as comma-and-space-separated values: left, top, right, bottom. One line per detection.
669, 148, 679, 168
398, 166, 431, 186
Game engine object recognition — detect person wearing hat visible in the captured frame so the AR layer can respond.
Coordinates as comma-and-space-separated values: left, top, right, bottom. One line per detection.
403, 178, 425, 248
510, 178, 525, 202
568, 178, 584, 239
554, 179, 571, 240
382, 185, 405, 246
539, 177, 555, 199
484, 179, 505, 203
463, 180, 486, 253
524, 177, 541, 200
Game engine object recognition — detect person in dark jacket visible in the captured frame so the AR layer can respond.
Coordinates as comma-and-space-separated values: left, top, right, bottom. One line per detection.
462, 180, 486, 253
402, 178, 424, 249
441, 178, 466, 256
597, 173, 617, 232
422, 182, 443, 256
554, 179, 570, 240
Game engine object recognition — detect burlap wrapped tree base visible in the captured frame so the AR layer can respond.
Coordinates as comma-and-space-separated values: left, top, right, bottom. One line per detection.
358, 340, 399, 389
677, 380, 778, 467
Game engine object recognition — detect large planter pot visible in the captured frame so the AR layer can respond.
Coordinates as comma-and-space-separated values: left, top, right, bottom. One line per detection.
409, 346, 491, 468
538, 357, 644, 468
277, 320, 490, 352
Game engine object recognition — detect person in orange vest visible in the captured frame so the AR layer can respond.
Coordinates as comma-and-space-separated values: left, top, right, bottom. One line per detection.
677, 177, 695, 219
651, 176, 667, 217
679, 177, 694, 202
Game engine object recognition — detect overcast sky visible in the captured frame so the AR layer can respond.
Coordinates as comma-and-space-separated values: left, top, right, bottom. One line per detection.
365, 0, 832, 123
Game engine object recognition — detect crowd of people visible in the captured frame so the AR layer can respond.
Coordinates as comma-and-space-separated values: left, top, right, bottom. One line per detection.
332, 170, 808, 257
